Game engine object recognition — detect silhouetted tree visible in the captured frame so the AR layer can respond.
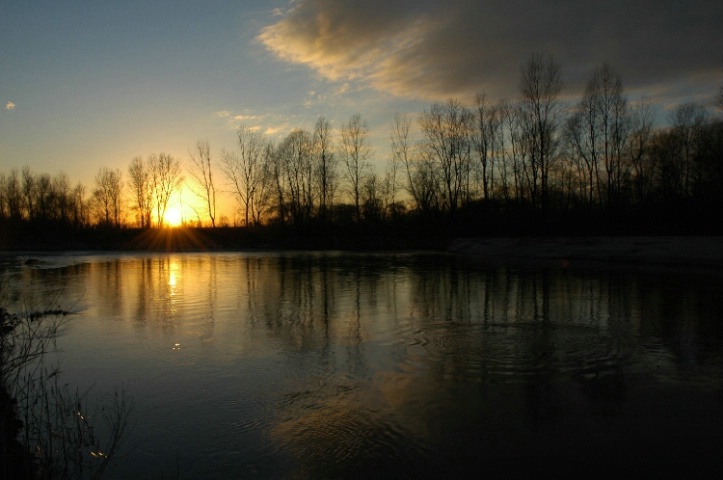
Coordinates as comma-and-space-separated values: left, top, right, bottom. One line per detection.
220, 126, 272, 227
498, 100, 527, 203
341, 114, 372, 222
668, 101, 707, 198
35, 173, 53, 222
21, 166, 36, 221
70, 182, 88, 228
518, 53, 564, 211
696, 119, 723, 203
92, 167, 123, 228
0, 170, 22, 221
474, 93, 503, 201
187, 139, 218, 227
591, 64, 628, 206
274, 129, 315, 225
0, 174, 6, 221
419, 99, 474, 214
391, 112, 422, 211
312, 116, 337, 223
149, 153, 183, 228
362, 173, 384, 221
381, 145, 401, 219
128, 156, 154, 228
626, 98, 656, 205
51, 172, 71, 223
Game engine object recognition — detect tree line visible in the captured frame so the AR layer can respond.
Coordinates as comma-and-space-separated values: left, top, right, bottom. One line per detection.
1, 54, 722, 237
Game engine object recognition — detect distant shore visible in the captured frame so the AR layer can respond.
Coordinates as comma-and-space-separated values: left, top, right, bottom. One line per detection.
2, 226, 722, 269
448, 236, 723, 268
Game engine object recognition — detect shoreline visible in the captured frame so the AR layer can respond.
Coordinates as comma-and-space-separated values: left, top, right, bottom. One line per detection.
2, 234, 722, 270
448, 236, 723, 268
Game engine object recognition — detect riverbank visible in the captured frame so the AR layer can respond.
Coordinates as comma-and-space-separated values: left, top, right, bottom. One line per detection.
448, 236, 723, 268
3, 224, 722, 269
0, 225, 449, 252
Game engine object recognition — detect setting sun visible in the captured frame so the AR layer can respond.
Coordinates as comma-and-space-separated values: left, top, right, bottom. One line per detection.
164, 207, 183, 227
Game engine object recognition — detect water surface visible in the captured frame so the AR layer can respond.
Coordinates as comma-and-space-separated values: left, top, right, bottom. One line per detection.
4, 252, 723, 477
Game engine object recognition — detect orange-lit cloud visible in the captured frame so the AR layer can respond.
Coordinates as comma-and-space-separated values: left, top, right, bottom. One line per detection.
215, 107, 305, 140
258, 0, 723, 102
5, 101, 15, 110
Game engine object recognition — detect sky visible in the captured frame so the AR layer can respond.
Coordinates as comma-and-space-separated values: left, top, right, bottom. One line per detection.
1, 0, 721, 220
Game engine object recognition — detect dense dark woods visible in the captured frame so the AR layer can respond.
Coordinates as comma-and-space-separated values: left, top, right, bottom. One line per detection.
2, 55, 722, 251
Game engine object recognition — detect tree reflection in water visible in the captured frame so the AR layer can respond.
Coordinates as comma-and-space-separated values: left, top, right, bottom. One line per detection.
6, 253, 722, 477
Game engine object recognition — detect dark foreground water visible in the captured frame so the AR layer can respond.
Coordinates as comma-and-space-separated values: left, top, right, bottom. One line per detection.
3, 252, 723, 478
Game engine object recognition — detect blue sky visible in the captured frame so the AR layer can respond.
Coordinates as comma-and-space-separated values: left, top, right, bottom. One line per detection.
2, 0, 721, 207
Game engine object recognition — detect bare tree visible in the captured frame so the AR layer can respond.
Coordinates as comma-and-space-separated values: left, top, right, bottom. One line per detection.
128, 156, 154, 228
35, 174, 53, 222
382, 151, 401, 219
187, 139, 218, 227
21, 166, 36, 221
341, 114, 372, 222
0, 172, 18, 221
491, 99, 511, 202
71, 182, 88, 228
0, 173, 7, 221
312, 116, 336, 223
51, 172, 71, 223
274, 129, 315, 225
93, 167, 123, 228
668, 101, 708, 198
149, 153, 183, 228
385, 114, 414, 217
419, 99, 473, 213
474, 93, 503, 200
391, 112, 441, 215
6, 170, 22, 221
564, 109, 597, 206
392, 112, 418, 208
220, 126, 271, 227
592, 63, 628, 206
518, 53, 564, 210
362, 173, 384, 221
498, 100, 527, 203
626, 98, 656, 204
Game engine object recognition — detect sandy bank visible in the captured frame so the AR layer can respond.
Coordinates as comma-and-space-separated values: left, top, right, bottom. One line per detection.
448, 236, 723, 268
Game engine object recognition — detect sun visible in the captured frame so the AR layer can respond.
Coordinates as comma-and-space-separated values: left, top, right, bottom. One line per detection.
164, 207, 183, 227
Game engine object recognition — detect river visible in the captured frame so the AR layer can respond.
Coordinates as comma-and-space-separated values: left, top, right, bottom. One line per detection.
3, 252, 723, 477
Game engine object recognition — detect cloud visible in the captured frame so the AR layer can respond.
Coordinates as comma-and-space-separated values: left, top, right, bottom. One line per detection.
233, 114, 261, 122
5, 101, 15, 110
216, 107, 303, 139
258, 0, 723, 102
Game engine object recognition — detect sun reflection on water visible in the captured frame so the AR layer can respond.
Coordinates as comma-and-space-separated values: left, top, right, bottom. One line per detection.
167, 259, 181, 295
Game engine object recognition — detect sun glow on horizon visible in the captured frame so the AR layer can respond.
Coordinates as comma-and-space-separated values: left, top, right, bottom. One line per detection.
163, 206, 183, 227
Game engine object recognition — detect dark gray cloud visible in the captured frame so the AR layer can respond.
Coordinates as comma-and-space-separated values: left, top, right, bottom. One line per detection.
258, 0, 723, 103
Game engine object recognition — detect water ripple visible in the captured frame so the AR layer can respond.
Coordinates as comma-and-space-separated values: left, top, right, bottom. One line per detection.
399, 321, 638, 382
271, 401, 431, 478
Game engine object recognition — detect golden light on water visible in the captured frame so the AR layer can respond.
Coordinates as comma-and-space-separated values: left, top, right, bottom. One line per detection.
168, 258, 180, 292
